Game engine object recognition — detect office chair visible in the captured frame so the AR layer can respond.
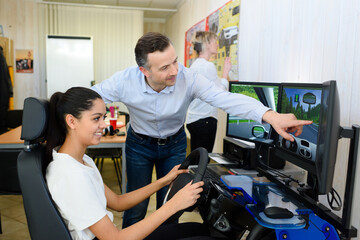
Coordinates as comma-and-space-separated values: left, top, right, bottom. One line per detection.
118, 111, 129, 128
17, 97, 72, 240
0, 109, 23, 134
6, 109, 23, 129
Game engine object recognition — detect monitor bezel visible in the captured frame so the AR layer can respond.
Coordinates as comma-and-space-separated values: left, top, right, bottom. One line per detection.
316, 80, 340, 194
274, 82, 324, 174
226, 81, 281, 145
274, 81, 340, 194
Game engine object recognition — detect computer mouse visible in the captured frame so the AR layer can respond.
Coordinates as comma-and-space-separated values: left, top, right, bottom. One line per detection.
264, 206, 294, 219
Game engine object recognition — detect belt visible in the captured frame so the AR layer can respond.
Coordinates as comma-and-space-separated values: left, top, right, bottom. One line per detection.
132, 126, 184, 145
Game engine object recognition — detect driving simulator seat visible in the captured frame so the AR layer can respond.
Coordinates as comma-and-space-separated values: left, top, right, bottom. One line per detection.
17, 97, 72, 240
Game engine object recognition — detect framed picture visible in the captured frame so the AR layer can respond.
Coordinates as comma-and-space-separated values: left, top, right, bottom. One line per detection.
16, 49, 33, 73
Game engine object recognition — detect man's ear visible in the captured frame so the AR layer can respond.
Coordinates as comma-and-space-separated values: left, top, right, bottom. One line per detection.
139, 66, 150, 79
65, 114, 76, 130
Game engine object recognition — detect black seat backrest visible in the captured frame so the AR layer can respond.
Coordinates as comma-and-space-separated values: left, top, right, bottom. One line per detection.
17, 97, 72, 240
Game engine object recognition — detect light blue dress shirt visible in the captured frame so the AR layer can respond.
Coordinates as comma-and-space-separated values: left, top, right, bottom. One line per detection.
92, 63, 269, 139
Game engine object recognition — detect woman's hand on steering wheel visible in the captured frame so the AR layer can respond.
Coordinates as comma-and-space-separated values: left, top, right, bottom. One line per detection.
167, 181, 204, 212
161, 164, 189, 186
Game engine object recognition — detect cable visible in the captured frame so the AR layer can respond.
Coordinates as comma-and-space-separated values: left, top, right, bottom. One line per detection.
327, 187, 342, 211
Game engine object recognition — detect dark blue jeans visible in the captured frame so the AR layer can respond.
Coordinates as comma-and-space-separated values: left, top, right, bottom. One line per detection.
122, 126, 187, 228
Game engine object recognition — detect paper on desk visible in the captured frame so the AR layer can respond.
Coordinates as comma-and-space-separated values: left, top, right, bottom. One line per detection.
211, 156, 233, 164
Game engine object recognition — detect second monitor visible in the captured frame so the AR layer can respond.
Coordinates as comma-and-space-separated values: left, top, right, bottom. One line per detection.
227, 81, 280, 145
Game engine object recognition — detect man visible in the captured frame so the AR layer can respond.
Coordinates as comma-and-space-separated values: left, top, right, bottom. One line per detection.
92, 32, 312, 228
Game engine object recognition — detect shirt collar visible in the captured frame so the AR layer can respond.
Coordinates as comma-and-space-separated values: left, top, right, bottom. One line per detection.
141, 75, 176, 94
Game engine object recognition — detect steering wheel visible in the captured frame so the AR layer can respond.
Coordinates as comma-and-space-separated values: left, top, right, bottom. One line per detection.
163, 147, 209, 223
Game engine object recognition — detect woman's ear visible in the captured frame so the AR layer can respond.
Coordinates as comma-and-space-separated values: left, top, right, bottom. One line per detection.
65, 114, 76, 130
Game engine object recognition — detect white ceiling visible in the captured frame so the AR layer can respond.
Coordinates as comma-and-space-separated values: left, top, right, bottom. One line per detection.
42, 0, 185, 19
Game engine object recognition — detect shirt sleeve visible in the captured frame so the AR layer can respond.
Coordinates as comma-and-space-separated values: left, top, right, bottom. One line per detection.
50, 170, 107, 231
91, 71, 124, 104
219, 78, 229, 90
191, 73, 270, 123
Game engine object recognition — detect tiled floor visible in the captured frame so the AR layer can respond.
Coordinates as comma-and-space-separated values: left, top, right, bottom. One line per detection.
0, 158, 202, 239
0, 194, 29, 240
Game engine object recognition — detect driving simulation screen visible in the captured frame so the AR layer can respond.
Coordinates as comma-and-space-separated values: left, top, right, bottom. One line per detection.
227, 83, 279, 144
278, 86, 322, 161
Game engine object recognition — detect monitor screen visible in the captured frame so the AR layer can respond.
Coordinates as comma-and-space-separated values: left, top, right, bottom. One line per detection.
278, 85, 322, 161
275, 81, 340, 194
226, 82, 280, 144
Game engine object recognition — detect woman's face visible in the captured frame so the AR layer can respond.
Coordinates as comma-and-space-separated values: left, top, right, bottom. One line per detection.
207, 38, 219, 55
72, 98, 107, 146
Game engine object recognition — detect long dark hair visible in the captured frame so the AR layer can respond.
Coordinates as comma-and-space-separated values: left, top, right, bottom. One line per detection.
45, 87, 102, 166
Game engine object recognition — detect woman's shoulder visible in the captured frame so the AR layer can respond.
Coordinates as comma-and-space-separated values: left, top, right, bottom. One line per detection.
47, 151, 89, 179
191, 58, 215, 71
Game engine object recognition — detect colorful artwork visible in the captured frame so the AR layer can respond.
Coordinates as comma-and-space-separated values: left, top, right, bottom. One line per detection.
217, 0, 240, 80
184, 0, 240, 80
184, 19, 206, 68
16, 49, 33, 73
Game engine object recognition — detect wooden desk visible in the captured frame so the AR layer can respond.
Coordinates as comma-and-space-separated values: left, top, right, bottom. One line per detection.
0, 120, 127, 194
0, 126, 23, 149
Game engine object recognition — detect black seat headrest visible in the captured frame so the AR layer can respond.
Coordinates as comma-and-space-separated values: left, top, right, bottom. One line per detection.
21, 97, 49, 146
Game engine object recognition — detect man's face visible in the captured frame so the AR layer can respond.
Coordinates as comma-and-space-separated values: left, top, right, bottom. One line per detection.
140, 44, 179, 92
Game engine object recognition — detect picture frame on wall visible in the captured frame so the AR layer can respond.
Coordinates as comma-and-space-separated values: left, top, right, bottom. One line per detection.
184, 0, 240, 80
16, 49, 34, 73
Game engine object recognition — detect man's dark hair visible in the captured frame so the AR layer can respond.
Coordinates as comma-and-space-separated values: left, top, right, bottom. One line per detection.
135, 32, 172, 69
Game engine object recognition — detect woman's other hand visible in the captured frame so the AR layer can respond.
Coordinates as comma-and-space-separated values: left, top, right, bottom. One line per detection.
161, 164, 189, 186
222, 57, 232, 79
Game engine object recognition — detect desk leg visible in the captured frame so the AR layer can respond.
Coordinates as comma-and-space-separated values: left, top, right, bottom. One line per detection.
121, 146, 126, 194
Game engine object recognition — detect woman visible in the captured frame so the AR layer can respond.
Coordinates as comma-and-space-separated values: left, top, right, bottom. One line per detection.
45, 87, 210, 240
186, 31, 232, 153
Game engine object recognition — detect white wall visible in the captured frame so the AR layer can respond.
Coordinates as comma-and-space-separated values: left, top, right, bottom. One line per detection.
166, 0, 360, 237
0, 0, 41, 109
37, 3, 143, 112
0, 0, 143, 110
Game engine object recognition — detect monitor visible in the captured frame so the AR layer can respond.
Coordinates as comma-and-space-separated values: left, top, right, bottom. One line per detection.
226, 82, 280, 144
275, 80, 340, 194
